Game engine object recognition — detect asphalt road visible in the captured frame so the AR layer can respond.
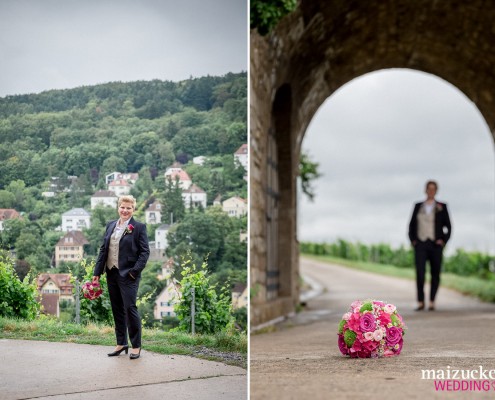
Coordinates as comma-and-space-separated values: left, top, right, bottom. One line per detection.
250, 257, 495, 399
0, 340, 246, 400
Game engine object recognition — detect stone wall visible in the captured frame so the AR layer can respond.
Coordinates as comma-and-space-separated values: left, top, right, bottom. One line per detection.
250, 0, 495, 327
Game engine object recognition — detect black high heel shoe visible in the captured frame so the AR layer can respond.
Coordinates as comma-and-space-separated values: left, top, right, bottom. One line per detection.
129, 348, 141, 360
108, 345, 129, 356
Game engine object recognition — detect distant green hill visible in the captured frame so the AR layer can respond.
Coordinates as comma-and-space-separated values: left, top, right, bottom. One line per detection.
0, 72, 247, 189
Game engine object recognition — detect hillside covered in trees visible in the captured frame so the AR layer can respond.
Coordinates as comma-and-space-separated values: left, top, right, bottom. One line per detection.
0, 73, 248, 317
0, 72, 247, 189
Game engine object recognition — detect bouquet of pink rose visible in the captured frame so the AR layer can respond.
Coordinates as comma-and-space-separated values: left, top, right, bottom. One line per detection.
81, 281, 103, 301
338, 300, 406, 358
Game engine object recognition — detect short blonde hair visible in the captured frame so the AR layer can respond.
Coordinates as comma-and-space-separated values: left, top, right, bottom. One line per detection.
118, 195, 136, 209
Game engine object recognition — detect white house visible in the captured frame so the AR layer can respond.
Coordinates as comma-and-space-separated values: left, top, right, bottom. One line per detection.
234, 144, 248, 170
232, 283, 248, 309
165, 162, 183, 174
61, 208, 91, 232
155, 224, 172, 251
164, 169, 192, 190
108, 179, 131, 196
153, 280, 179, 319
106, 172, 139, 185
213, 195, 222, 206
193, 156, 206, 165
145, 200, 162, 225
105, 172, 121, 185
90, 190, 118, 209
182, 184, 207, 209
222, 196, 247, 217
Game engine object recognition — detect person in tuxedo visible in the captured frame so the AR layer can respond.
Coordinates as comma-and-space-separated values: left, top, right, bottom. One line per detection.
92, 195, 149, 359
408, 180, 451, 311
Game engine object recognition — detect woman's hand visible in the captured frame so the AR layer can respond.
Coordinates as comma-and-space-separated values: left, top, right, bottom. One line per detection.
92, 275, 100, 284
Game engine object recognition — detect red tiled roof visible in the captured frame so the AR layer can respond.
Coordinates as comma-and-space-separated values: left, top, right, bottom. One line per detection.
167, 170, 191, 182
37, 273, 74, 291
109, 179, 130, 187
234, 144, 248, 155
183, 184, 205, 194
0, 209, 20, 221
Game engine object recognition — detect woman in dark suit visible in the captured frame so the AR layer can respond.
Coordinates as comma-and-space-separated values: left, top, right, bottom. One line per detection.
408, 180, 451, 311
92, 195, 150, 359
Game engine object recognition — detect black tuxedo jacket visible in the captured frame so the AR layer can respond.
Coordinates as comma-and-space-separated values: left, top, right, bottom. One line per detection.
93, 217, 150, 279
408, 201, 452, 245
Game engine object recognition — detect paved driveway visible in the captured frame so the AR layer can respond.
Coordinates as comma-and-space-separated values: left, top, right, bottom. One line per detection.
250, 257, 495, 399
0, 340, 246, 400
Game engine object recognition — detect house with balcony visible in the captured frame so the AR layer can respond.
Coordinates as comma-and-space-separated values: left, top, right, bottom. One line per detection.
54, 231, 89, 267
155, 224, 172, 251
182, 184, 207, 209
37, 273, 74, 317
153, 279, 179, 319
108, 179, 131, 196
145, 200, 162, 225
61, 208, 90, 232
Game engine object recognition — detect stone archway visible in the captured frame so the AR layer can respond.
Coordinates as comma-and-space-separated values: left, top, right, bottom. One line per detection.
250, 0, 495, 327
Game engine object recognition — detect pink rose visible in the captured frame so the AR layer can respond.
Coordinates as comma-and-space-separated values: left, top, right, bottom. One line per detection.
342, 312, 351, 321
351, 300, 362, 310
383, 304, 396, 314
359, 313, 376, 333
386, 326, 402, 346
364, 332, 374, 341
373, 329, 383, 341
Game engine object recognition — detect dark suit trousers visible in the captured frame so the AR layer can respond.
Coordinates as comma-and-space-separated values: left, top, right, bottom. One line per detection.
414, 240, 443, 302
106, 267, 141, 348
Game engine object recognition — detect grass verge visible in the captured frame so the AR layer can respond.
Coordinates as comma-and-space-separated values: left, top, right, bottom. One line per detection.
302, 253, 495, 303
0, 316, 247, 368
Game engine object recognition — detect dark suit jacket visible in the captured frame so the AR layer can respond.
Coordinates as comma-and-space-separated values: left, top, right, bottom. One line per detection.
408, 201, 452, 245
93, 217, 150, 279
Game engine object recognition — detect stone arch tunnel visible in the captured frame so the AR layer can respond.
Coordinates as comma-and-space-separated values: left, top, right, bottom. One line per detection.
250, 0, 495, 327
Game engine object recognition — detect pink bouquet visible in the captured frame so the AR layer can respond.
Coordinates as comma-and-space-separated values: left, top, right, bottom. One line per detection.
81, 281, 103, 300
338, 300, 406, 358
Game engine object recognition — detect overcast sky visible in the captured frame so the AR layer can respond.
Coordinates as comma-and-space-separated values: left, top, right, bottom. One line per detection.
0, 0, 247, 97
299, 69, 495, 255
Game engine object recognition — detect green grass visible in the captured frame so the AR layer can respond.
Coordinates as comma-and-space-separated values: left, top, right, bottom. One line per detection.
0, 316, 247, 368
302, 253, 495, 302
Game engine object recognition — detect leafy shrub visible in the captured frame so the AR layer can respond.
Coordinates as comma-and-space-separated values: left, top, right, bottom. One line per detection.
0, 251, 39, 320
174, 256, 234, 334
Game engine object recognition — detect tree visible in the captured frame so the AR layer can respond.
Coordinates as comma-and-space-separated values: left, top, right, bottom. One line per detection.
0, 190, 15, 208
299, 150, 322, 201
166, 207, 234, 274
160, 176, 185, 224
251, 0, 298, 36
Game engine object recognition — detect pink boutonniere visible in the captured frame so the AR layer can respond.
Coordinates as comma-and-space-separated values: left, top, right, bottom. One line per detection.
435, 203, 443, 212
124, 224, 134, 235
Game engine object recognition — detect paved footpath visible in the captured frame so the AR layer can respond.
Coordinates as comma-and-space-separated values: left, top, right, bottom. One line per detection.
251, 257, 495, 400
0, 340, 246, 400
